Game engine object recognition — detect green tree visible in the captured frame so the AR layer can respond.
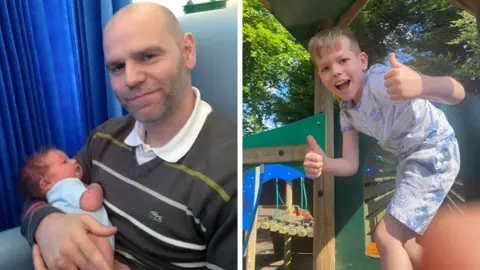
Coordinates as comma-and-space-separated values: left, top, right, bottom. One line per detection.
242, 0, 312, 135
400, 1, 478, 92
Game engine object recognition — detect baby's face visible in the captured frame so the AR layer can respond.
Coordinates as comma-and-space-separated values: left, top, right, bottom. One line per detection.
43, 150, 83, 185
314, 38, 368, 103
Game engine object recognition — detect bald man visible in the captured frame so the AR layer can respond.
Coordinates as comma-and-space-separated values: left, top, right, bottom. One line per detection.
19, 3, 237, 270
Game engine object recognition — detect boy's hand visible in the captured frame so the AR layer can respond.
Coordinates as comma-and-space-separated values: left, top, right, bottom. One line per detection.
304, 135, 325, 179
384, 52, 423, 101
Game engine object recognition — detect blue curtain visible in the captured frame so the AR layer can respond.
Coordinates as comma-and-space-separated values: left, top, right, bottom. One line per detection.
0, 0, 131, 231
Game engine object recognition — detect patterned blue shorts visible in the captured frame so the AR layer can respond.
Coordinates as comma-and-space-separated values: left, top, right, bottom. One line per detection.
386, 135, 461, 235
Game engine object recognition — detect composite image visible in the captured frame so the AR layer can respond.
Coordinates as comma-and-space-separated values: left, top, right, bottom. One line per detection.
0, 0, 479, 270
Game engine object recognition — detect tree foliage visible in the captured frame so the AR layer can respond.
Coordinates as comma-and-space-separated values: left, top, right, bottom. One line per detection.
242, 0, 312, 135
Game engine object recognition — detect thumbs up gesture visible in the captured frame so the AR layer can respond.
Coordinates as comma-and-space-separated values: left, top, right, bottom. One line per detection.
384, 52, 423, 101
304, 135, 326, 179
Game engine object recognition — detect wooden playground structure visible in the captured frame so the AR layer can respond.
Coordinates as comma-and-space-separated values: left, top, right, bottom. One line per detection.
243, 0, 479, 269
243, 114, 325, 270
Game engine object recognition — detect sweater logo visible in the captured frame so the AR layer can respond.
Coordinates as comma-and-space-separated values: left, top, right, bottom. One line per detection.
149, 211, 163, 223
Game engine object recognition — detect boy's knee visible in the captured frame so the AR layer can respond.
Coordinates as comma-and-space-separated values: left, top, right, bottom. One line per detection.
375, 214, 418, 249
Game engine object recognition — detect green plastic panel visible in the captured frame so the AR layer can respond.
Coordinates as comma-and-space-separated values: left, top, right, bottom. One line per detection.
333, 107, 380, 269
243, 113, 326, 172
183, 0, 227, 14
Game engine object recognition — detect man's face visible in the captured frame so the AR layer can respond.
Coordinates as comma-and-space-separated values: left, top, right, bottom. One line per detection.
103, 16, 195, 123
315, 38, 368, 103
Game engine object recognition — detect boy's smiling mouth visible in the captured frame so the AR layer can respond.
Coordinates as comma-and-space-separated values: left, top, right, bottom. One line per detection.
336, 80, 351, 91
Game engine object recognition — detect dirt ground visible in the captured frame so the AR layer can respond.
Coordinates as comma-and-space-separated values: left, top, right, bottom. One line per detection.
250, 229, 313, 270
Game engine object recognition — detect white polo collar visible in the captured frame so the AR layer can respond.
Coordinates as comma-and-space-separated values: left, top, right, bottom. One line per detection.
124, 87, 212, 163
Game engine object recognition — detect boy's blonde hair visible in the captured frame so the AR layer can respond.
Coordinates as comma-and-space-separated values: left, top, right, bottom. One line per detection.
308, 27, 361, 60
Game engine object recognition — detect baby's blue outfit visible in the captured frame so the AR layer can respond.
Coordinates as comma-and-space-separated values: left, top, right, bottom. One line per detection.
46, 178, 114, 247
339, 64, 460, 234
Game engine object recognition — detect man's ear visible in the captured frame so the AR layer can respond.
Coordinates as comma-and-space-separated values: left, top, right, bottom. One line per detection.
182, 32, 196, 70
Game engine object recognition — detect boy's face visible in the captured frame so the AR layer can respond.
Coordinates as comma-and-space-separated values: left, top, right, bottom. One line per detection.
315, 38, 368, 103
42, 150, 83, 189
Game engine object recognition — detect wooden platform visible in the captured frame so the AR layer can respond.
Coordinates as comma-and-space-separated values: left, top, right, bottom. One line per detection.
257, 205, 314, 237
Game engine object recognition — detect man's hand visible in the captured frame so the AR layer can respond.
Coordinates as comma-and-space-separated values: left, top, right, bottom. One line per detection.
33, 244, 47, 270
384, 52, 423, 101
304, 135, 325, 179
34, 213, 117, 270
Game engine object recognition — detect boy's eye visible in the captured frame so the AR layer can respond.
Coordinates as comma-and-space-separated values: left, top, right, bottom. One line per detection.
143, 54, 155, 61
321, 66, 329, 72
340, 58, 348, 64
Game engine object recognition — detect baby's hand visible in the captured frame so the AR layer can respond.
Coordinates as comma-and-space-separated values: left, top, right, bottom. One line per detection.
384, 52, 423, 101
304, 135, 325, 179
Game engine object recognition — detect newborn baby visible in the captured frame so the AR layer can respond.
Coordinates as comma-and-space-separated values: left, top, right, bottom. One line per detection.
19, 148, 127, 269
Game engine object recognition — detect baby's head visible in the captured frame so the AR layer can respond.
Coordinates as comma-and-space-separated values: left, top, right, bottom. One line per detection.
19, 148, 83, 198
308, 27, 368, 103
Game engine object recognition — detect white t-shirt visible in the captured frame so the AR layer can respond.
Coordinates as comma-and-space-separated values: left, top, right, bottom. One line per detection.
339, 64, 455, 158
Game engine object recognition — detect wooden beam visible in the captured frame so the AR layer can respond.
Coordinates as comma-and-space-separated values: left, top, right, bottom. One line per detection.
243, 144, 309, 165
284, 182, 293, 269
259, 0, 271, 11
316, 18, 334, 33
245, 165, 262, 270
475, 0, 480, 35
313, 71, 336, 270
450, 0, 475, 15
449, 0, 479, 34
364, 180, 396, 199
336, 0, 369, 28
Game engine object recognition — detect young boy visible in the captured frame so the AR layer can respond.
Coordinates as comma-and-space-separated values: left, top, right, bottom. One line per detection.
19, 148, 128, 269
303, 27, 464, 269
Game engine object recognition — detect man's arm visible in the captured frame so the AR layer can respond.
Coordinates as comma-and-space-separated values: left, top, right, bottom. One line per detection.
205, 194, 237, 270
20, 197, 63, 246
79, 183, 104, 211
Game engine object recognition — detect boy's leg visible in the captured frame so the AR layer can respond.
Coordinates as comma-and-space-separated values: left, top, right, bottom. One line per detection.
375, 214, 419, 270
404, 236, 423, 268
380, 136, 461, 269
0, 227, 34, 270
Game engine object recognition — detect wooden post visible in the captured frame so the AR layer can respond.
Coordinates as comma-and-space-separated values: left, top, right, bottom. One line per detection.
245, 165, 262, 270
475, 0, 480, 35
336, 0, 369, 28
284, 182, 293, 269
449, 0, 480, 34
313, 71, 336, 270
